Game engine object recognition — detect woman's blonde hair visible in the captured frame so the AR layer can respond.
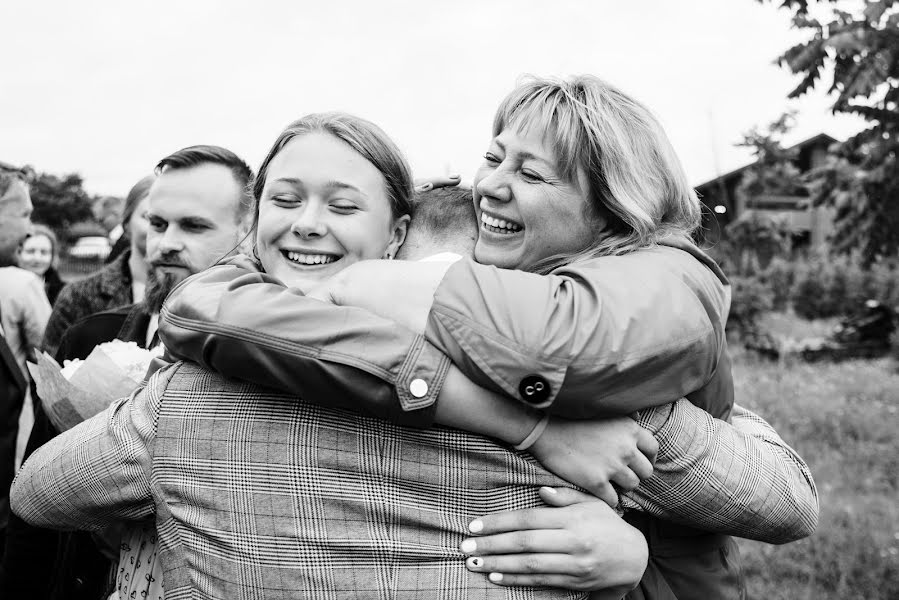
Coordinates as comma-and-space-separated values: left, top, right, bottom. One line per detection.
493, 75, 701, 273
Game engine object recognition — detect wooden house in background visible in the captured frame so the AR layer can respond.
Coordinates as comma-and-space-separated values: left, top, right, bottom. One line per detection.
695, 133, 839, 249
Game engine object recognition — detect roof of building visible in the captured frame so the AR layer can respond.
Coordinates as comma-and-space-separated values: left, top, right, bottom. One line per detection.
695, 133, 840, 191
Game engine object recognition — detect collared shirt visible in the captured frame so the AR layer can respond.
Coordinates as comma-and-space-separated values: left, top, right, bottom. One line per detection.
13, 362, 816, 599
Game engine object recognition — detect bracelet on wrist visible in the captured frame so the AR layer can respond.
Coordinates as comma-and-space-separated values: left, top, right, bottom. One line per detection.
513, 413, 550, 451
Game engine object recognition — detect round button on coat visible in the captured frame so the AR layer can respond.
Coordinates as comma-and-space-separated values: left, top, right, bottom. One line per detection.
409, 378, 429, 398
518, 374, 551, 404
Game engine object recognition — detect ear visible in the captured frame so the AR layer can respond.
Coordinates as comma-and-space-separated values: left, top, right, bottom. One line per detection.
384, 214, 410, 259
235, 210, 255, 254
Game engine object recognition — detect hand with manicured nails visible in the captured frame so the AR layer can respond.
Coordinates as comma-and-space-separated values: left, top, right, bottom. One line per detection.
529, 415, 659, 508
461, 487, 648, 596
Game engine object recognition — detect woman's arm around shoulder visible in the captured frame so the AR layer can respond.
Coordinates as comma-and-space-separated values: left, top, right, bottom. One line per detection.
320, 239, 730, 417
158, 255, 450, 428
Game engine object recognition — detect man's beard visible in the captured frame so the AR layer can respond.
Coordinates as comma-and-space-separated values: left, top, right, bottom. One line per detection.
144, 252, 192, 313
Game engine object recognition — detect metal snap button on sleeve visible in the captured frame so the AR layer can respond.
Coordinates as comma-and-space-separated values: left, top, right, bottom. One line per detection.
409, 378, 429, 398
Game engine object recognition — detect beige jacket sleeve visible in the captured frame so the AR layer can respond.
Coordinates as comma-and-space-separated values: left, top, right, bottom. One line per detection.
158, 256, 451, 427
0, 268, 51, 372
426, 240, 731, 417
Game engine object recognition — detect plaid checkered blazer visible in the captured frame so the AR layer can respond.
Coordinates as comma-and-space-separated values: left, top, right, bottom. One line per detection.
13, 361, 585, 599
11, 364, 818, 599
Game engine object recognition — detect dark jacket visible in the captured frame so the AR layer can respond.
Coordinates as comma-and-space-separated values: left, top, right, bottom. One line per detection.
0, 318, 27, 557
43, 267, 65, 307
0, 304, 148, 600
41, 250, 134, 357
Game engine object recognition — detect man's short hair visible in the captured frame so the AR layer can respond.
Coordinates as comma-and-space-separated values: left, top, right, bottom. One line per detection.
408, 186, 477, 245
0, 169, 29, 201
155, 145, 255, 220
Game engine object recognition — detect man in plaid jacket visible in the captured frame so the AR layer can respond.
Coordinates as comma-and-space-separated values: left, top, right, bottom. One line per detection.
10, 189, 817, 599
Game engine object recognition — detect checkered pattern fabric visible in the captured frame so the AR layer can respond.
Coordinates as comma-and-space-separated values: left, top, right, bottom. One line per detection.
15, 362, 582, 599
626, 401, 818, 544
12, 362, 817, 598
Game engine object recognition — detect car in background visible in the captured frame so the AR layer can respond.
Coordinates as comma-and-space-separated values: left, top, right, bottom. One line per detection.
68, 235, 111, 260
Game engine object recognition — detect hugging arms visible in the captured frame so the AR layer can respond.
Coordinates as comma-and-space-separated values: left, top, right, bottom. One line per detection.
11, 245, 819, 596
12, 76, 820, 597
155, 252, 817, 543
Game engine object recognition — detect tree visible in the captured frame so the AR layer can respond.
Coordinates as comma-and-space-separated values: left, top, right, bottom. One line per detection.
28, 171, 98, 243
718, 113, 801, 274
735, 110, 808, 207
764, 0, 899, 263
723, 211, 793, 274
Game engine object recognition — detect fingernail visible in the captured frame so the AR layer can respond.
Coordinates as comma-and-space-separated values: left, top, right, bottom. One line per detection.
466, 556, 484, 569
540, 486, 557, 494
449, 173, 460, 179
460, 539, 477, 553
488, 572, 503, 583
421, 183, 433, 191
468, 519, 483, 533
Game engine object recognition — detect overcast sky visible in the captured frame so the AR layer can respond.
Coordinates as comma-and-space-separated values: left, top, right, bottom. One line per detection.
1, 0, 865, 197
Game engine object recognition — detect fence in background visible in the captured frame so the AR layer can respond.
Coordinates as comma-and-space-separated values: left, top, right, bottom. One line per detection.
58, 256, 104, 282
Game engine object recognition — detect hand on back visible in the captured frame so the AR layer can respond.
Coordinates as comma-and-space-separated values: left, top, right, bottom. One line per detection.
461, 486, 648, 594
530, 414, 658, 507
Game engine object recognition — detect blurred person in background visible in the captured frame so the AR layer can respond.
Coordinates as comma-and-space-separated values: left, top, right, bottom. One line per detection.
42, 175, 155, 357
0, 172, 33, 268
0, 170, 50, 560
17, 225, 65, 306
93, 195, 126, 244
105, 180, 155, 267
0, 146, 252, 600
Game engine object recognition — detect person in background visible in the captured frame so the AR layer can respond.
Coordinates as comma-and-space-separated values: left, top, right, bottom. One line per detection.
93, 195, 126, 244
0, 148, 251, 600
0, 171, 33, 269
41, 175, 155, 357
105, 177, 156, 267
17, 225, 65, 306
0, 170, 49, 560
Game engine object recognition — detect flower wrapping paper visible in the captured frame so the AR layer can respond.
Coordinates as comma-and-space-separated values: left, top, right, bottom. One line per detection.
27, 345, 155, 432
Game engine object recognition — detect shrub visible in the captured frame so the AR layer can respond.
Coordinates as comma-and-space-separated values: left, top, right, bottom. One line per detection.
790, 254, 899, 319
728, 275, 774, 335
718, 250, 898, 328
865, 261, 899, 309
791, 257, 834, 319
761, 257, 796, 311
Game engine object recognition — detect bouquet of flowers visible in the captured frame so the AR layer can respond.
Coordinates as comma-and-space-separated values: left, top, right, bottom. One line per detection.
27, 340, 164, 432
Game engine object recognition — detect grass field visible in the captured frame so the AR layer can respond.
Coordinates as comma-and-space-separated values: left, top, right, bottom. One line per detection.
731, 341, 899, 599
